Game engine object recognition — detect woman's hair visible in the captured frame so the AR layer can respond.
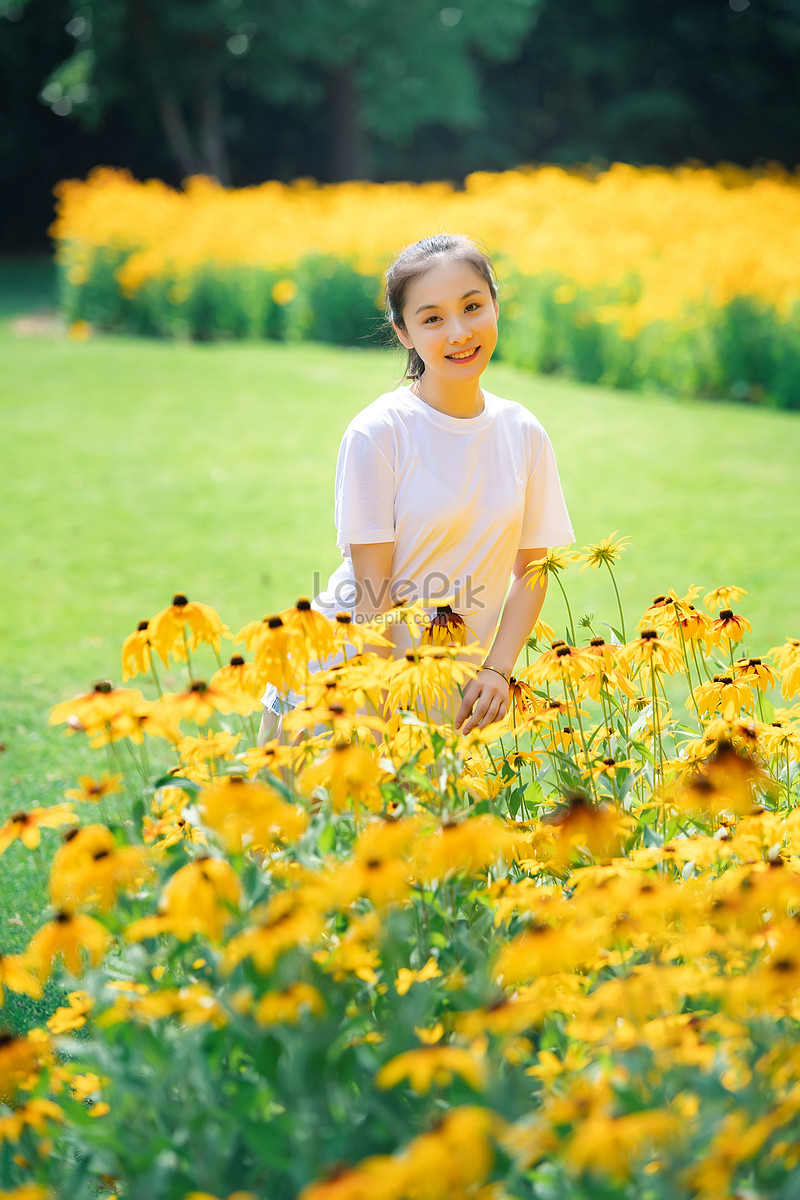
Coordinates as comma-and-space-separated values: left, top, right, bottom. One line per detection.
385, 233, 498, 381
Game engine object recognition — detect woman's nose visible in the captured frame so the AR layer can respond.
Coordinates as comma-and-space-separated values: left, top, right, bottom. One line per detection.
448, 318, 472, 343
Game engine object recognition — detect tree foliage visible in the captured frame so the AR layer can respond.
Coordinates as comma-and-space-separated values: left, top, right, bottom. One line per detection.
33, 0, 541, 181
1, 0, 798, 248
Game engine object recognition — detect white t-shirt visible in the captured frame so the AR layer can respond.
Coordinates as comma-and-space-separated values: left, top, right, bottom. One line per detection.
312, 385, 574, 655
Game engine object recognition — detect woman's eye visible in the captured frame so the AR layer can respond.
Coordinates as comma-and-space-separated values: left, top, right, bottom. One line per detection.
465, 302, 481, 312
423, 314, 440, 324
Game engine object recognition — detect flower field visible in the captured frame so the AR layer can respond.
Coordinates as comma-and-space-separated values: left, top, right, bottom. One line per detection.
2, 543, 800, 1199
52, 164, 800, 407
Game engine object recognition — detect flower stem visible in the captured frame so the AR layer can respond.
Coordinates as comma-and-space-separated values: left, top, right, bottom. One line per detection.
604, 561, 626, 643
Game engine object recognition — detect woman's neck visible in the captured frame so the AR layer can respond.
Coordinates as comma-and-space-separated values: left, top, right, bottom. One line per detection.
411, 374, 484, 419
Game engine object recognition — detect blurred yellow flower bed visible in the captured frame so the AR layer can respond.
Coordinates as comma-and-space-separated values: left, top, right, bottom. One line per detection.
51, 162, 800, 326
51, 164, 800, 406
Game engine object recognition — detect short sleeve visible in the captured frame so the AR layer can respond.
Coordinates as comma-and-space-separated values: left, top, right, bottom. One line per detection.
335, 427, 395, 553
519, 430, 574, 548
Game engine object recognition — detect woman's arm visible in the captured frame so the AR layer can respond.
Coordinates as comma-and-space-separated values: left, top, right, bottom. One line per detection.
350, 542, 395, 655
454, 546, 548, 735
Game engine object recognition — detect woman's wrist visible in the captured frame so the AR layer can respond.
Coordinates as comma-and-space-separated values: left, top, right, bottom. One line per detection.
479, 662, 511, 685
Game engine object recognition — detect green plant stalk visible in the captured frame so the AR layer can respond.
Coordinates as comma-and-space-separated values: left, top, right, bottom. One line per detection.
551, 570, 578, 646
692, 639, 714, 684
675, 621, 701, 718
604, 559, 627, 642
149, 654, 164, 699
561, 669, 598, 804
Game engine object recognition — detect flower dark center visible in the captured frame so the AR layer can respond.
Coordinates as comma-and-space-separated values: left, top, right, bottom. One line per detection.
137, 620, 149, 631
173, 594, 189, 607
94, 681, 113, 693
229, 655, 245, 667
641, 630, 658, 640
719, 609, 734, 620
268, 617, 283, 628
296, 598, 311, 611
189, 680, 208, 693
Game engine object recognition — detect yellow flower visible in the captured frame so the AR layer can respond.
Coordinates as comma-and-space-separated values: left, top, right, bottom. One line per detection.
419, 604, 472, 647
48, 681, 149, 746
376, 1044, 486, 1093
414, 815, 521, 883
148, 593, 229, 666
691, 674, 753, 720
672, 738, 767, 818
330, 611, 392, 654
280, 597, 336, 663
382, 645, 479, 712
48, 826, 150, 912
177, 730, 241, 769
414, 1023, 444, 1045
159, 678, 262, 724
224, 890, 326, 974
618, 629, 682, 675
239, 739, 297, 779
126, 856, 240, 943
707, 608, 752, 649
234, 614, 300, 692
587, 755, 636, 783
769, 637, 800, 699
298, 741, 384, 814
703, 584, 747, 613
120, 620, 152, 680
254, 983, 324, 1025
0, 1032, 48, 1103
0, 805, 76, 859
26, 911, 112, 980
564, 1108, 679, 1182
64, 772, 122, 804
69, 1072, 106, 1103
395, 956, 441, 995
209, 655, 264, 699
199, 774, 307, 853
0, 1098, 61, 1144
0, 954, 42, 1002
525, 640, 595, 686
577, 530, 631, 571
523, 546, 579, 587
47, 990, 93, 1034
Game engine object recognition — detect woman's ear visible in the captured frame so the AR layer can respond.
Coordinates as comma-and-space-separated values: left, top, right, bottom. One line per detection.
493, 298, 500, 320
392, 321, 414, 351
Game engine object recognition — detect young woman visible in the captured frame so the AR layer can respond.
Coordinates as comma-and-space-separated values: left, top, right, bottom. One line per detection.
261, 233, 573, 738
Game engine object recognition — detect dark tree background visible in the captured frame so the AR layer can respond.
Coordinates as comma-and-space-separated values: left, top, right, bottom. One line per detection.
1, 0, 798, 249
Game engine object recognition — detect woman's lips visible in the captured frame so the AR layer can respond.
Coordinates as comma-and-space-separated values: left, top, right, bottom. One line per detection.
446, 347, 480, 362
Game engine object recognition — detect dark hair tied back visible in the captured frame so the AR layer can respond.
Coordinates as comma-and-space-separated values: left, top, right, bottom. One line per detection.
384, 233, 498, 381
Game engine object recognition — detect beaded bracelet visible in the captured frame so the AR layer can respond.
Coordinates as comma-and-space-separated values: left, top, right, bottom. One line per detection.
480, 663, 511, 686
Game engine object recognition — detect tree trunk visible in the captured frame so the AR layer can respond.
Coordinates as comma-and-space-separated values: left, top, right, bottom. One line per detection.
197, 81, 231, 185
328, 61, 371, 180
152, 91, 202, 180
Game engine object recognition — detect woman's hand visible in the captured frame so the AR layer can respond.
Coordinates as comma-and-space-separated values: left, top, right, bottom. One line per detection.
454, 668, 509, 735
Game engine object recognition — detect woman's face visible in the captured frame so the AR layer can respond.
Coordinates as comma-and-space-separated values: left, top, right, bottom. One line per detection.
394, 257, 499, 385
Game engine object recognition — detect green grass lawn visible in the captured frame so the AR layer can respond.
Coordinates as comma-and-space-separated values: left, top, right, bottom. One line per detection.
1, 257, 799, 1027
